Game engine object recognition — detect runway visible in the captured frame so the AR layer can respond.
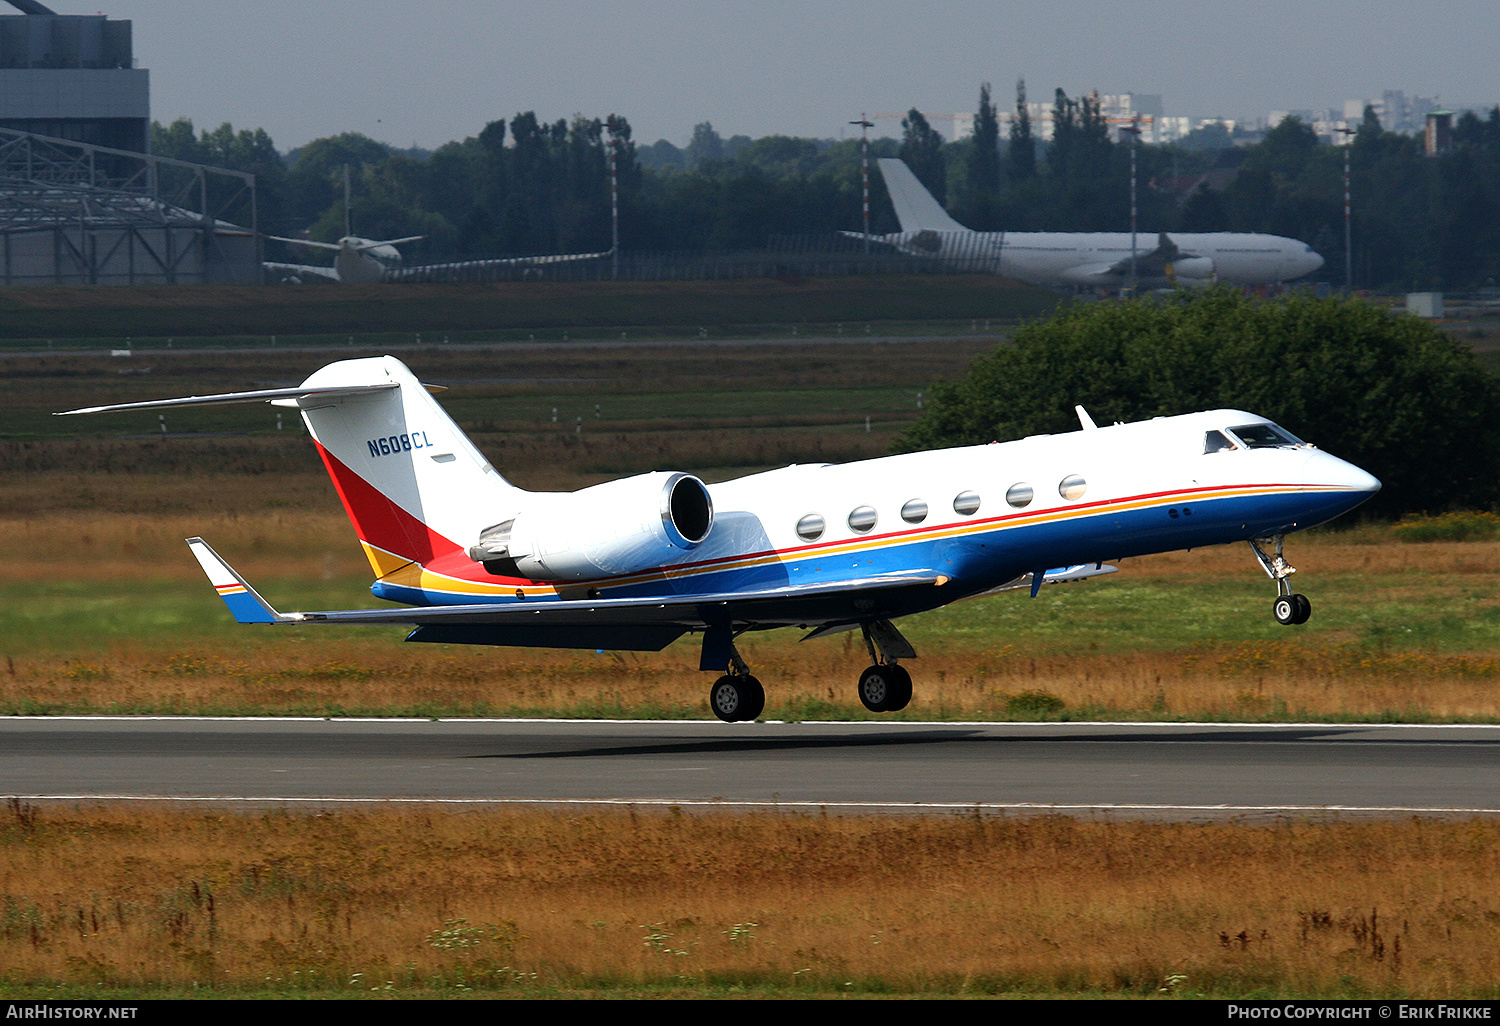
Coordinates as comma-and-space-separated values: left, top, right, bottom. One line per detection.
4, 718, 1499, 819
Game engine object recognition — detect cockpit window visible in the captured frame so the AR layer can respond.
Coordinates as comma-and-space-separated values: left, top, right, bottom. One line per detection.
1203, 430, 1237, 454
1227, 423, 1304, 449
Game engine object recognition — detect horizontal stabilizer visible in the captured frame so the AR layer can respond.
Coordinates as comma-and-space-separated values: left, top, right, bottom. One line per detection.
186, 537, 288, 625
56, 382, 401, 417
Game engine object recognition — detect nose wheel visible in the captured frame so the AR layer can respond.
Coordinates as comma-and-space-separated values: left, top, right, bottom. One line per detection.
1250, 536, 1312, 626
1273, 593, 1312, 625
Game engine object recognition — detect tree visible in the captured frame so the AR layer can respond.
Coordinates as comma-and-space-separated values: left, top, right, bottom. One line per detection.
1009, 78, 1035, 181
899, 108, 946, 204
968, 82, 1001, 197
897, 289, 1500, 518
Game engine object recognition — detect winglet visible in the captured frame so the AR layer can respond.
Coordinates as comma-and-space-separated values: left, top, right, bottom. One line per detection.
185, 538, 289, 624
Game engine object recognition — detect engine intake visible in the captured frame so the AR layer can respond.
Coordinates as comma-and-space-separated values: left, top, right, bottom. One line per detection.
468, 472, 714, 582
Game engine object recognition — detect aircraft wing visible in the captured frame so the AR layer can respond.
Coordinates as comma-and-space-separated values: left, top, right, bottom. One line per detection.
186, 537, 949, 649
384, 250, 610, 282
263, 261, 341, 283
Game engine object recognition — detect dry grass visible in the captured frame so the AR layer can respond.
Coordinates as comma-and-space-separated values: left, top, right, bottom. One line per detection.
3, 510, 1500, 721
1, 803, 1497, 998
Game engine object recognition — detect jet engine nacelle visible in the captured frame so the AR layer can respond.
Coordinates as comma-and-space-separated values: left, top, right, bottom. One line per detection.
1166, 257, 1215, 281
468, 472, 714, 581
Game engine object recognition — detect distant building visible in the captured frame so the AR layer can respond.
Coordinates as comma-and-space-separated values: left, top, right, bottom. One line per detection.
0, 1, 148, 152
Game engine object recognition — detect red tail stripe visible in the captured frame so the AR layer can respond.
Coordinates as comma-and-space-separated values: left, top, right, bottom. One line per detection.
313, 441, 463, 565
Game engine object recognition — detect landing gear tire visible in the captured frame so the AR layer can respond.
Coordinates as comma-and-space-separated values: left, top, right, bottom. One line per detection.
1274, 594, 1312, 626
858, 664, 911, 713
883, 664, 913, 712
710, 674, 764, 722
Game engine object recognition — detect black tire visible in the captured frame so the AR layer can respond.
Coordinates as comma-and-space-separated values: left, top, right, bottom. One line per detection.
858, 664, 891, 712
1273, 595, 1297, 626
710, 674, 747, 722
883, 664, 913, 712
738, 675, 765, 721
1291, 593, 1312, 624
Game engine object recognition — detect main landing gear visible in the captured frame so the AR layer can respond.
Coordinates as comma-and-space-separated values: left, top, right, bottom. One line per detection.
1249, 536, 1312, 626
703, 618, 918, 722
708, 643, 765, 723
855, 620, 916, 712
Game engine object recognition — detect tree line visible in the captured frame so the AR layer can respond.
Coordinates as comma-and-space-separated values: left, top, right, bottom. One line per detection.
152, 86, 1500, 290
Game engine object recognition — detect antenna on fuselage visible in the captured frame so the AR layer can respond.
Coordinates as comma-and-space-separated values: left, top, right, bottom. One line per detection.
1075, 405, 1098, 431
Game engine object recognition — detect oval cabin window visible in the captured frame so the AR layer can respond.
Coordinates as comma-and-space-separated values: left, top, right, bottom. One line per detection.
1005, 483, 1034, 508
847, 506, 878, 533
796, 513, 825, 541
953, 491, 981, 516
900, 499, 928, 524
1058, 475, 1087, 501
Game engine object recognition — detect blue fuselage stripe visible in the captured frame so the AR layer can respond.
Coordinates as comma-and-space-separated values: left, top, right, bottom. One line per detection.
369, 486, 1364, 611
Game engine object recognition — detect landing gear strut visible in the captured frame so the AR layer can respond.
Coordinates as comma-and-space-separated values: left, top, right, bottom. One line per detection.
855, 620, 915, 712
707, 638, 764, 723
1249, 536, 1311, 625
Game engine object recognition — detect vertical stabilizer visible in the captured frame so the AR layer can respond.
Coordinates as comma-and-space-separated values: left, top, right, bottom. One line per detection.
292, 356, 526, 575
876, 158, 969, 233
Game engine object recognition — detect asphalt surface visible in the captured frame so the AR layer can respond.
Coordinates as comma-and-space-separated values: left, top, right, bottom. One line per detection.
4, 718, 1499, 819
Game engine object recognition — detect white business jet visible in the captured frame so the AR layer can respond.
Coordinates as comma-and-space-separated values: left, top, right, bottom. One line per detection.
60, 356, 1378, 721
868, 158, 1324, 288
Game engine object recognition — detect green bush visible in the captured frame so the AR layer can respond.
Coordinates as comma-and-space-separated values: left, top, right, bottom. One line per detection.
898, 288, 1500, 518
1391, 510, 1500, 542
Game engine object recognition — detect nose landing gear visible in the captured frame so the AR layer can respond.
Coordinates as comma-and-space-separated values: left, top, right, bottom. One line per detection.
1250, 536, 1312, 625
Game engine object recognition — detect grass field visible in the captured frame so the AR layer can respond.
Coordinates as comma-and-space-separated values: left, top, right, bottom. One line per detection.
2, 803, 1498, 999
5, 310, 1500, 1000
0, 276, 1059, 342
4, 336, 1499, 721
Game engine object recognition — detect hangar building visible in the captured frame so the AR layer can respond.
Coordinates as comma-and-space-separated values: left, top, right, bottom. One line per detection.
0, 0, 260, 284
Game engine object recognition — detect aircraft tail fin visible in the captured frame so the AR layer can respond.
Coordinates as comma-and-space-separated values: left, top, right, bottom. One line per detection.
61, 356, 527, 578
876, 158, 968, 233
290, 356, 525, 576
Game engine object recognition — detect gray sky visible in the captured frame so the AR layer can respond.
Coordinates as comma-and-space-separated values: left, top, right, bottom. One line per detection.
102, 0, 1499, 152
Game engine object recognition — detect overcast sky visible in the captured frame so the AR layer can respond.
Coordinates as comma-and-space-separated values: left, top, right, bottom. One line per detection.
98, 0, 1500, 152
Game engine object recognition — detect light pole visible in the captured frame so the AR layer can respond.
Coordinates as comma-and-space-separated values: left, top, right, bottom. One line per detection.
1120, 117, 1142, 293
605, 116, 622, 281
1335, 123, 1355, 293
850, 115, 874, 252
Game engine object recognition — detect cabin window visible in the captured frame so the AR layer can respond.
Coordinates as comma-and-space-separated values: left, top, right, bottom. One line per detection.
1227, 423, 1303, 449
1005, 483, 1034, 508
1203, 430, 1237, 454
900, 499, 928, 524
848, 506, 878, 533
796, 513, 825, 541
953, 491, 982, 516
1059, 475, 1087, 501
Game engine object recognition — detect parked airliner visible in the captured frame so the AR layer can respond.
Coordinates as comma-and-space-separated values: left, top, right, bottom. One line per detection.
869, 158, 1324, 288
60, 357, 1378, 722
265, 234, 609, 284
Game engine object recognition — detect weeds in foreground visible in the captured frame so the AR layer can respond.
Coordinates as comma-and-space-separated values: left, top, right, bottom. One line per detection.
0, 804, 1497, 998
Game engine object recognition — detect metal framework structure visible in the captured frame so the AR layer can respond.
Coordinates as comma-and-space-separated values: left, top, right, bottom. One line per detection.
0, 126, 259, 284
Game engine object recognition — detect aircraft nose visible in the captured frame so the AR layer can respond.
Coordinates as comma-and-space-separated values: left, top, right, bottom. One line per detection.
1304, 249, 1325, 276
1306, 449, 1380, 495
